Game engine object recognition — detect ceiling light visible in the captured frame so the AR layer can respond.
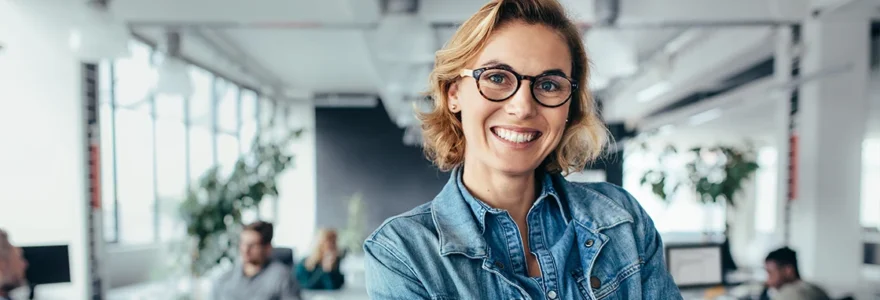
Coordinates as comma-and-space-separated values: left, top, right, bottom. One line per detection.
637, 81, 671, 103
155, 57, 192, 98
658, 124, 676, 135
688, 108, 723, 125
68, 3, 130, 62
584, 28, 637, 79
372, 14, 435, 64
154, 31, 193, 98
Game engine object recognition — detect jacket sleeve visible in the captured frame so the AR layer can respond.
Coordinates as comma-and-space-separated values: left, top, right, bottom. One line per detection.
637, 204, 683, 299
364, 238, 432, 300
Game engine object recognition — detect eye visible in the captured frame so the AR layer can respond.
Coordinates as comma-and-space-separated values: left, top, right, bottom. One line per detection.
538, 80, 559, 92
488, 74, 506, 84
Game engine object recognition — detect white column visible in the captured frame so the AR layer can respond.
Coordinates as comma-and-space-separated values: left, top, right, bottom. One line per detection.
790, 12, 869, 291
773, 25, 794, 248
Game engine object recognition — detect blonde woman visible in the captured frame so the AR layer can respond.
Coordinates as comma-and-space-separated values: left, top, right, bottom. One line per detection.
295, 229, 345, 290
363, 0, 681, 299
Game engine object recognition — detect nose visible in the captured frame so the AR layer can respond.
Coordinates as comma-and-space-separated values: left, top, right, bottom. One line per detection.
503, 80, 537, 119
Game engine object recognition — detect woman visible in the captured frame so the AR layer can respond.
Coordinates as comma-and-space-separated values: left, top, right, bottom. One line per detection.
295, 229, 345, 290
364, 0, 682, 299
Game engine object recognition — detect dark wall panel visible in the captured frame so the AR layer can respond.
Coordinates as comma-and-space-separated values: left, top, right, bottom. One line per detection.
316, 106, 448, 232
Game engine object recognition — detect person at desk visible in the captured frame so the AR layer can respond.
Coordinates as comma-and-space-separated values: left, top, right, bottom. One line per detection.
295, 229, 345, 290
762, 247, 830, 300
213, 221, 301, 300
0, 229, 28, 300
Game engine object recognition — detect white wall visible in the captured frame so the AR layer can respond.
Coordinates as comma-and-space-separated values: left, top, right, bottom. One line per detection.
272, 100, 317, 257
0, 0, 88, 298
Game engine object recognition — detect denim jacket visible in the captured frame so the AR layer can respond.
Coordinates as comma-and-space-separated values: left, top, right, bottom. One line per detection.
364, 168, 682, 300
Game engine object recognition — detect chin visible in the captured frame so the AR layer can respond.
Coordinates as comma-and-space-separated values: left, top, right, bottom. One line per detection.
486, 154, 542, 176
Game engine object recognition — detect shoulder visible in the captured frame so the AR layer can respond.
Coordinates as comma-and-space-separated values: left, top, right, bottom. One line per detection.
570, 181, 641, 209
365, 202, 437, 250
215, 267, 236, 283
561, 179, 651, 225
778, 281, 831, 299
263, 261, 293, 278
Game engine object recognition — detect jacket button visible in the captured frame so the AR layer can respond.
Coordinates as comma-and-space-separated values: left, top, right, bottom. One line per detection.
584, 239, 594, 247
495, 261, 504, 269
590, 276, 601, 289
547, 290, 557, 299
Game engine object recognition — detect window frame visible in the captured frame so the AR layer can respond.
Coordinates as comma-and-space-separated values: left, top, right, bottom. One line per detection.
99, 39, 268, 245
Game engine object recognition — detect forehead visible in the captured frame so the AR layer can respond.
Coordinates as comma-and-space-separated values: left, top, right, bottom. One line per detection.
240, 230, 261, 241
473, 21, 572, 76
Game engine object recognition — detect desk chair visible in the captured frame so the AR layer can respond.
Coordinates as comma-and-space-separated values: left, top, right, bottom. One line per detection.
271, 247, 295, 268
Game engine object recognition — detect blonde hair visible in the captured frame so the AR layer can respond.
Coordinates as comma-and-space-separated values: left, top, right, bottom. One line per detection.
310, 228, 337, 256
419, 0, 609, 175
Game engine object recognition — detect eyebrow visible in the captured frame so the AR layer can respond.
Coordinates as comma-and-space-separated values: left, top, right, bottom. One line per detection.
478, 59, 569, 77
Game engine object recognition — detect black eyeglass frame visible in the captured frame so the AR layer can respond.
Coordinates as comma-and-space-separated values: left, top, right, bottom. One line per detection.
460, 67, 578, 108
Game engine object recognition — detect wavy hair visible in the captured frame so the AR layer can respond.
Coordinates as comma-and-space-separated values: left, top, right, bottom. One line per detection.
419, 0, 609, 175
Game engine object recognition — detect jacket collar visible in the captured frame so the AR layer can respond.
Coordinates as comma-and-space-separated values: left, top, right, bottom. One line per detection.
432, 167, 634, 258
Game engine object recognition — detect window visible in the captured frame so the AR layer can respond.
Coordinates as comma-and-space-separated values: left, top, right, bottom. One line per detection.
863, 138, 880, 229
754, 147, 778, 234
623, 147, 726, 234
240, 89, 258, 153
113, 41, 155, 107
155, 95, 187, 241
98, 40, 281, 245
114, 107, 156, 244
216, 78, 239, 133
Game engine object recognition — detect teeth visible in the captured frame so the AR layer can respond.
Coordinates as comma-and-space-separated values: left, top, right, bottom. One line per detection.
494, 128, 537, 143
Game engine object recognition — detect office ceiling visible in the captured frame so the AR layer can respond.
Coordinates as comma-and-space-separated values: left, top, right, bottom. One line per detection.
53, 0, 880, 142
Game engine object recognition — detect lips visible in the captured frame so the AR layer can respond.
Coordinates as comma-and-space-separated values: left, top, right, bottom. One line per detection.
490, 126, 542, 144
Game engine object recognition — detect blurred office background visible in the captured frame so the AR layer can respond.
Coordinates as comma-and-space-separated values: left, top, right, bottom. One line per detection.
0, 0, 878, 299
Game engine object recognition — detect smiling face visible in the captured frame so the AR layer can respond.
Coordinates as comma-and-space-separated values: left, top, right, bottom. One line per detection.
448, 21, 572, 176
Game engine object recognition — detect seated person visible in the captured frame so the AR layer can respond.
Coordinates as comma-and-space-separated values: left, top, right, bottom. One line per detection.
295, 229, 344, 290
0, 229, 28, 300
763, 247, 830, 300
214, 221, 301, 300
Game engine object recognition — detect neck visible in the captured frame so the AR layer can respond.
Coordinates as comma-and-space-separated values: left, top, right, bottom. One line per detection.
462, 162, 538, 223
243, 261, 264, 277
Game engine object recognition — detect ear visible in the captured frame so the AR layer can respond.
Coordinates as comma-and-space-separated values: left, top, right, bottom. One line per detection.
447, 82, 461, 113
782, 265, 797, 278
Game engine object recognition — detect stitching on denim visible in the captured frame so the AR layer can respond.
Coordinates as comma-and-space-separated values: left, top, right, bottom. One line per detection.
594, 261, 641, 300
364, 239, 423, 287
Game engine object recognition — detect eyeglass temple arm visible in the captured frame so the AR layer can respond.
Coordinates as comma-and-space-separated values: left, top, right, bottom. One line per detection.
460, 69, 474, 78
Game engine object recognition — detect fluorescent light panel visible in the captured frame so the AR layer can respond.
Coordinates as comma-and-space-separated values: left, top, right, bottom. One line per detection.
637, 81, 671, 103
688, 108, 723, 125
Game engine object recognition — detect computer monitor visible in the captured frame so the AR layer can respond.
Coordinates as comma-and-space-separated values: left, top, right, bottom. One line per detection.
665, 243, 723, 288
21, 245, 71, 299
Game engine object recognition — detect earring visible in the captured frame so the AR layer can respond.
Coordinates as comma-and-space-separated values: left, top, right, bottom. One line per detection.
450, 104, 458, 111
565, 118, 569, 122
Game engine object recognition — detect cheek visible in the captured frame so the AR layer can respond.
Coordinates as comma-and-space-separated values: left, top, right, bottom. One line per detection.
460, 99, 497, 132
543, 108, 569, 134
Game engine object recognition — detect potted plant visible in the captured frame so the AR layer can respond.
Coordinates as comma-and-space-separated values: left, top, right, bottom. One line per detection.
338, 192, 367, 255
166, 129, 300, 299
638, 143, 759, 273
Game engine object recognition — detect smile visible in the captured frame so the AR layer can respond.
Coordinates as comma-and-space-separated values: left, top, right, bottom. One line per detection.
491, 126, 542, 144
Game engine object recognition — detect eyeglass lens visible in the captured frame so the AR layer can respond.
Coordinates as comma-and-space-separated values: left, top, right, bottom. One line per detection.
477, 68, 572, 107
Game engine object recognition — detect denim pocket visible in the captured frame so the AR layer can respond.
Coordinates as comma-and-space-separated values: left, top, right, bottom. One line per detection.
572, 261, 642, 300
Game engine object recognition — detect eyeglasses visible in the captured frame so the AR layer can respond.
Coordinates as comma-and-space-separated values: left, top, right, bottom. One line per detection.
460, 67, 577, 108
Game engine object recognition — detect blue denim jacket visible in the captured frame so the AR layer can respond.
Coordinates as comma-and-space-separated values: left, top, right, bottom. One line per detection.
364, 168, 682, 299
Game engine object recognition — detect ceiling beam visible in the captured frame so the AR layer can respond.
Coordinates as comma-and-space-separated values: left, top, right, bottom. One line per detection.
114, 0, 809, 28
603, 27, 776, 123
